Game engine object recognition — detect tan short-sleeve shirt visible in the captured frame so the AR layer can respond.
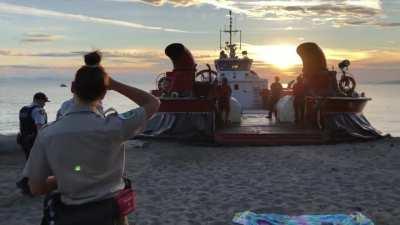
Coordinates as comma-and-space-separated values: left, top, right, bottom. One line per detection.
24, 104, 146, 205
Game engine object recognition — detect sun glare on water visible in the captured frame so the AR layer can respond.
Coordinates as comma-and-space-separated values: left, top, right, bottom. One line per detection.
249, 44, 302, 69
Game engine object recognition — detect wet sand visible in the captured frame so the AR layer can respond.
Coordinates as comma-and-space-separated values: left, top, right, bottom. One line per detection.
1, 134, 399, 225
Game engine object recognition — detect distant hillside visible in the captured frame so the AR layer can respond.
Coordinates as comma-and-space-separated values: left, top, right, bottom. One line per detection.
360, 80, 400, 85
377, 80, 400, 85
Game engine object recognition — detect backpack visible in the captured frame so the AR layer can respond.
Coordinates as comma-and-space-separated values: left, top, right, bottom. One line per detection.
18, 105, 39, 141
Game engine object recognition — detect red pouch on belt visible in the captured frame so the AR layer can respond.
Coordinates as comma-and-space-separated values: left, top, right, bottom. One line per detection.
115, 179, 136, 216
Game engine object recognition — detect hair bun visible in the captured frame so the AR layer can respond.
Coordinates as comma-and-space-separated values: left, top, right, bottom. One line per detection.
84, 51, 102, 66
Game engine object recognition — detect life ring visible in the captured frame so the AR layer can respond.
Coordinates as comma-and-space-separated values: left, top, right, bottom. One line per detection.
195, 64, 217, 84
171, 92, 179, 98
157, 76, 172, 92
339, 76, 356, 96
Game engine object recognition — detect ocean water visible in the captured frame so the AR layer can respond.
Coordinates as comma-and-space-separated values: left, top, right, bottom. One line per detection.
1, 74, 399, 136
0, 73, 155, 135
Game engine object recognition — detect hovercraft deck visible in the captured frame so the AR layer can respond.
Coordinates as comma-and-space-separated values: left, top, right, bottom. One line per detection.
214, 111, 324, 146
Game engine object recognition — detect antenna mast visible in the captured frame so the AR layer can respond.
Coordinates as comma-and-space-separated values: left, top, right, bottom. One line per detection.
219, 29, 222, 49
221, 10, 241, 57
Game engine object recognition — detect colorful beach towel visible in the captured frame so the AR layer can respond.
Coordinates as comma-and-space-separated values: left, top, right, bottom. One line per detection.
233, 211, 374, 225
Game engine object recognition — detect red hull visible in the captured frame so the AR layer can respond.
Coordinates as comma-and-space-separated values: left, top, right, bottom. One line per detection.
158, 99, 215, 112
215, 125, 324, 145
305, 96, 371, 114
149, 96, 374, 145
305, 96, 371, 127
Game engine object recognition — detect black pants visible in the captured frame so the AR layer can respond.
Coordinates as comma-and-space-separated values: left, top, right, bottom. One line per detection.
56, 199, 118, 225
16, 136, 34, 196
294, 97, 305, 124
42, 193, 120, 225
17, 134, 34, 160
21, 145, 32, 160
267, 96, 280, 118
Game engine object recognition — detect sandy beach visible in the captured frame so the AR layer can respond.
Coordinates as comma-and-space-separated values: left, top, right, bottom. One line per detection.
1, 134, 399, 225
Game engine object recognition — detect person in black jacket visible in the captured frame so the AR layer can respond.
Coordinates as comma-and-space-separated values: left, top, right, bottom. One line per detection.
268, 76, 283, 119
16, 92, 49, 196
293, 76, 306, 125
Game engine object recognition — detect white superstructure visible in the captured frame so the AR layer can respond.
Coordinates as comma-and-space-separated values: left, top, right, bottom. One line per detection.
215, 11, 268, 110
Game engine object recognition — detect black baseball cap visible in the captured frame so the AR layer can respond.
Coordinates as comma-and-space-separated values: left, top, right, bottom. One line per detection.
33, 92, 50, 102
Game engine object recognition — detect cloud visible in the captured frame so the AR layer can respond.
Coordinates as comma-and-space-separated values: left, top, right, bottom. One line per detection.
236, 0, 382, 22
0, 65, 50, 69
119, 0, 400, 27
0, 48, 167, 70
0, 50, 79, 57
323, 49, 373, 61
114, 0, 201, 6
0, 49, 11, 55
0, 2, 188, 32
21, 33, 63, 43
110, 0, 248, 13
373, 21, 400, 27
333, 18, 400, 27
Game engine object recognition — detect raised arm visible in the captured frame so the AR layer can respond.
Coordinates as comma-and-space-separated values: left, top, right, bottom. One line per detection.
108, 78, 160, 119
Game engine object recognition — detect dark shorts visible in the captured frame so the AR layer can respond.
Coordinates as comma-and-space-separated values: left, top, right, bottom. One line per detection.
42, 193, 119, 225
218, 99, 230, 112
294, 96, 305, 106
267, 96, 280, 111
17, 134, 35, 159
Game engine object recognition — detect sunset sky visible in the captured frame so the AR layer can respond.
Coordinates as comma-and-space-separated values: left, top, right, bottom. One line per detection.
0, 0, 399, 82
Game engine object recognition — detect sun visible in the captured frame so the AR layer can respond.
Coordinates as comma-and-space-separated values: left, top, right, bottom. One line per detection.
249, 44, 302, 69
